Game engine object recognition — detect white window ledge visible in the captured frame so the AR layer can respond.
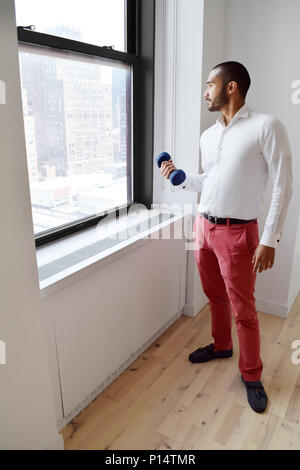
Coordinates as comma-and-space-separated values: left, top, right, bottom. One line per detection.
37, 208, 192, 299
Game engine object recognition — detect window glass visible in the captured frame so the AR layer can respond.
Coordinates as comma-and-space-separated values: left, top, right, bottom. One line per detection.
19, 44, 132, 235
15, 0, 126, 52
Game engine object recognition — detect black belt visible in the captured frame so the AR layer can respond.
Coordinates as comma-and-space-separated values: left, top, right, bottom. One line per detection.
202, 212, 256, 225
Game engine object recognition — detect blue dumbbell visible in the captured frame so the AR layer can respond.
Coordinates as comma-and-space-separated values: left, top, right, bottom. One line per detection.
156, 152, 186, 186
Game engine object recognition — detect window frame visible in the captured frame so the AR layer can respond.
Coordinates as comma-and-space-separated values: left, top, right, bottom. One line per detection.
17, 0, 155, 247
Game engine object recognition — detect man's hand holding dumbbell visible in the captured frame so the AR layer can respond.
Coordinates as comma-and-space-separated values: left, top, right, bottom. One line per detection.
156, 152, 186, 185
160, 159, 177, 179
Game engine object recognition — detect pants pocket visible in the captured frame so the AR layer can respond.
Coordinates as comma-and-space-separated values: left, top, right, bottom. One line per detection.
244, 223, 259, 254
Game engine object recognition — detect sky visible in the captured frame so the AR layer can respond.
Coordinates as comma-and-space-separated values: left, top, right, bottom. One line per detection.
14, 0, 125, 51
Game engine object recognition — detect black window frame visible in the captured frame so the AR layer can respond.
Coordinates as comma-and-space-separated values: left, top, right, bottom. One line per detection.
17, 0, 155, 247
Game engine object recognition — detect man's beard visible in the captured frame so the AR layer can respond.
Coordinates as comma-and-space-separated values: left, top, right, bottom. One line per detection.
207, 84, 229, 111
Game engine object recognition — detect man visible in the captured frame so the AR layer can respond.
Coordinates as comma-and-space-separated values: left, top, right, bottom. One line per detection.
160, 61, 293, 413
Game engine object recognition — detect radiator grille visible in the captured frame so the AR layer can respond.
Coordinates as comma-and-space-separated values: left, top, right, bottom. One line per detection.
38, 213, 175, 282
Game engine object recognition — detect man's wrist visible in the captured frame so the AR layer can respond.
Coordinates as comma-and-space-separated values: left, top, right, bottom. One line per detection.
259, 244, 275, 250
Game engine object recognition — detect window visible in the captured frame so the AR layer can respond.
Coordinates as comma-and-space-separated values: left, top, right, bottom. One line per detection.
15, 0, 155, 246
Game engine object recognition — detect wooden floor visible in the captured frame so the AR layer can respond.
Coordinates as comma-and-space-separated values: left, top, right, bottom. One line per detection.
62, 292, 300, 450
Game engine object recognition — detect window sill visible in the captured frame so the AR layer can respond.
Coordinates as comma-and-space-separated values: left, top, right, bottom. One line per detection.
37, 208, 191, 299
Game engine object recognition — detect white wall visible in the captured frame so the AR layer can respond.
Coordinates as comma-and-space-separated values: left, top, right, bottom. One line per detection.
0, 0, 63, 450
224, 0, 300, 315
200, 0, 227, 131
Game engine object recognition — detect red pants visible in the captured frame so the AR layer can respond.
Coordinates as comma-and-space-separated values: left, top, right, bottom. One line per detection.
193, 213, 263, 381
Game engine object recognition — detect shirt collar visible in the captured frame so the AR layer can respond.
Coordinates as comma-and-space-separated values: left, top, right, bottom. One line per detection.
216, 103, 251, 127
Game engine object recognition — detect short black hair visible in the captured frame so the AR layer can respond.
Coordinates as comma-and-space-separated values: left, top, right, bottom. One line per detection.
211, 61, 251, 99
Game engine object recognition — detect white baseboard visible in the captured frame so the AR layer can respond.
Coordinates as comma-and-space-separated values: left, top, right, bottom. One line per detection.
183, 297, 292, 320
182, 296, 209, 317
255, 298, 290, 319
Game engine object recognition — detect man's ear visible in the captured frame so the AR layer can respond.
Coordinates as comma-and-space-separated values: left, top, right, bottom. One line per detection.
227, 80, 238, 95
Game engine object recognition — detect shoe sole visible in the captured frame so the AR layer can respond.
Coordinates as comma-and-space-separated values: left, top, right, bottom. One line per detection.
189, 351, 233, 363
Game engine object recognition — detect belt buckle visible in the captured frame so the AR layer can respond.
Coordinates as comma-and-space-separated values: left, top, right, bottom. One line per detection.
209, 215, 217, 224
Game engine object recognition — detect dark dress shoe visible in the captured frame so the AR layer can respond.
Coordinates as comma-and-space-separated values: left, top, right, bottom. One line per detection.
241, 375, 268, 413
189, 342, 233, 363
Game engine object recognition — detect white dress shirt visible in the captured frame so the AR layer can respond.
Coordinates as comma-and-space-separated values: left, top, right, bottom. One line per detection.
176, 103, 293, 248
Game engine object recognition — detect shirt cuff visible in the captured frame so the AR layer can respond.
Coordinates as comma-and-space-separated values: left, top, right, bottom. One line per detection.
259, 229, 281, 248
171, 175, 191, 190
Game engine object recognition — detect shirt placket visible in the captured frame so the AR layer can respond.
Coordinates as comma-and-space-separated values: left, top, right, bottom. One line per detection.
213, 128, 226, 215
